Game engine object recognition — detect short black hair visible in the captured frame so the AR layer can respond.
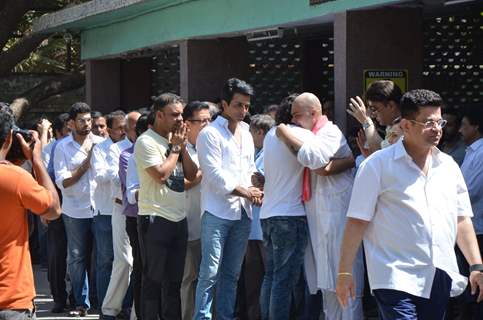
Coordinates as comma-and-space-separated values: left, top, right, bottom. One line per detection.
106, 110, 126, 129
53, 113, 70, 134
400, 89, 443, 120
366, 80, 402, 106
151, 93, 184, 112
462, 107, 483, 135
221, 78, 254, 104
91, 111, 103, 120
276, 93, 299, 125
0, 107, 14, 147
135, 112, 150, 137
183, 101, 210, 120
69, 102, 91, 120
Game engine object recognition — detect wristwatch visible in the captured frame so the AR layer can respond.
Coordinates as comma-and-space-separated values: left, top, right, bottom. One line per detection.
362, 120, 373, 130
170, 144, 182, 154
469, 264, 483, 273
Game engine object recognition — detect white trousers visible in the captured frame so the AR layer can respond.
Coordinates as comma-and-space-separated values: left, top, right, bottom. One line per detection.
102, 203, 133, 316
322, 290, 363, 320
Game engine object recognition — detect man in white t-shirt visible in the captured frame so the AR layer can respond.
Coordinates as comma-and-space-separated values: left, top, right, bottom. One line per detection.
276, 93, 364, 319
337, 89, 483, 319
259, 96, 314, 320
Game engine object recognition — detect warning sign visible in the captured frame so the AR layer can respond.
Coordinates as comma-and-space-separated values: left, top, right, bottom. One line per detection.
363, 70, 408, 93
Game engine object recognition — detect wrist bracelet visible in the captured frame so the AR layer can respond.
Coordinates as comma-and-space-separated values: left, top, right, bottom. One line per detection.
469, 264, 483, 273
337, 272, 353, 277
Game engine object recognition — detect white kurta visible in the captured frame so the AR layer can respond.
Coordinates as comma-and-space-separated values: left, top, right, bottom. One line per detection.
296, 122, 365, 305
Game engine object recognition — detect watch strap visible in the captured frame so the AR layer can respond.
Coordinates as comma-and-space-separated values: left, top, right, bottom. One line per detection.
469, 264, 483, 273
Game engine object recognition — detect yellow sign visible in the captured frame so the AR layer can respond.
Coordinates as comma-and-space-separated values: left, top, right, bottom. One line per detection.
363, 70, 408, 93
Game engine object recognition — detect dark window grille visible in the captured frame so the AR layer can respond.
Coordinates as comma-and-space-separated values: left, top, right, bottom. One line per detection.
423, 11, 482, 108
151, 45, 180, 96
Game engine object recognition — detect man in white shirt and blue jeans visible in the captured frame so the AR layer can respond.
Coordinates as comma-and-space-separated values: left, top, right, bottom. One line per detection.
336, 89, 483, 319
54, 102, 105, 316
194, 78, 263, 320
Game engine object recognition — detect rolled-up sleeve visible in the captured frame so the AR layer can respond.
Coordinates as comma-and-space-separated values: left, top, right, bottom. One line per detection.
197, 129, 238, 195
297, 128, 341, 170
53, 142, 72, 191
346, 158, 381, 221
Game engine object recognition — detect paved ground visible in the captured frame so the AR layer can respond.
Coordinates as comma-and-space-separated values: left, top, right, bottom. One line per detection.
33, 265, 100, 320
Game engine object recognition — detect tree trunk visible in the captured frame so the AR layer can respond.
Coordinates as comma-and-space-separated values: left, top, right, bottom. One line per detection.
0, 32, 50, 76
13, 71, 85, 120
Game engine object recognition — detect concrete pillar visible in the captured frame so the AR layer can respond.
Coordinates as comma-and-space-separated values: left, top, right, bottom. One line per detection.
180, 37, 249, 102
86, 59, 121, 113
334, 8, 423, 133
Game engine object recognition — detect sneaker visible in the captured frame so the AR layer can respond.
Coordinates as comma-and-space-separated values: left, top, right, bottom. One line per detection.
69, 307, 88, 317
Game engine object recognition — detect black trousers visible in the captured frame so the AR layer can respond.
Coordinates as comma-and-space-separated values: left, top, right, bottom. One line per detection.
126, 216, 142, 319
137, 215, 187, 320
47, 216, 68, 306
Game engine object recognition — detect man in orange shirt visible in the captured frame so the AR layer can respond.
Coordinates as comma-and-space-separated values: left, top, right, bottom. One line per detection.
0, 105, 61, 319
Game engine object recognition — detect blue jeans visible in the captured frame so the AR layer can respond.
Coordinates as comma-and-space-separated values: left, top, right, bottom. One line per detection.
92, 215, 114, 310
63, 215, 92, 309
193, 210, 251, 320
260, 216, 308, 320
373, 268, 452, 320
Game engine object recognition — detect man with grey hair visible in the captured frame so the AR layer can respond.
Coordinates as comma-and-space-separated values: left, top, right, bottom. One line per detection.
277, 92, 364, 319
102, 110, 141, 319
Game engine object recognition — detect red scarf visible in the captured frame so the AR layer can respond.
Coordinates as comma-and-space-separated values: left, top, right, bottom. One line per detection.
302, 116, 328, 202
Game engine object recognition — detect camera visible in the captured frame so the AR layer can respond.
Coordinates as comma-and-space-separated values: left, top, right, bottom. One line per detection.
7, 125, 33, 163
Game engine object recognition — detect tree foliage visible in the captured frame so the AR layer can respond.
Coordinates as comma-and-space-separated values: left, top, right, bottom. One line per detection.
0, 0, 89, 118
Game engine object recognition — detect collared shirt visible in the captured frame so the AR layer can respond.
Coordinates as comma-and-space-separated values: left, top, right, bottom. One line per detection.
53, 133, 105, 218
91, 137, 114, 215
126, 155, 139, 206
348, 139, 473, 298
185, 142, 201, 241
109, 137, 133, 203
461, 138, 483, 234
119, 145, 138, 217
197, 115, 256, 220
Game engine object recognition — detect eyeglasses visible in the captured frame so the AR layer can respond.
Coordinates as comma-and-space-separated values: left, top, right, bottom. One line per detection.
188, 119, 211, 124
409, 119, 447, 129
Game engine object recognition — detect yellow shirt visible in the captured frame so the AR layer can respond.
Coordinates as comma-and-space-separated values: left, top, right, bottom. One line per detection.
134, 129, 185, 221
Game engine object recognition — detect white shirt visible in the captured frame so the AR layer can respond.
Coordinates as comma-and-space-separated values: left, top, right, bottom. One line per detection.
126, 155, 139, 205
53, 133, 105, 218
185, 142, 202, 241
460, 138, 483, 235
260, 126, 313, 219
109, 137, 133, 202
348, 139, 473, 298
197, 116, 256, 220
42, 139, 55, 168
90, 137, 114, 215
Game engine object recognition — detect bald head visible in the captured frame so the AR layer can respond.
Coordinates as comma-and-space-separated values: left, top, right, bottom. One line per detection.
291, 92, 323, 130
126, 111, 141, 141
293, 92, 322, 114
